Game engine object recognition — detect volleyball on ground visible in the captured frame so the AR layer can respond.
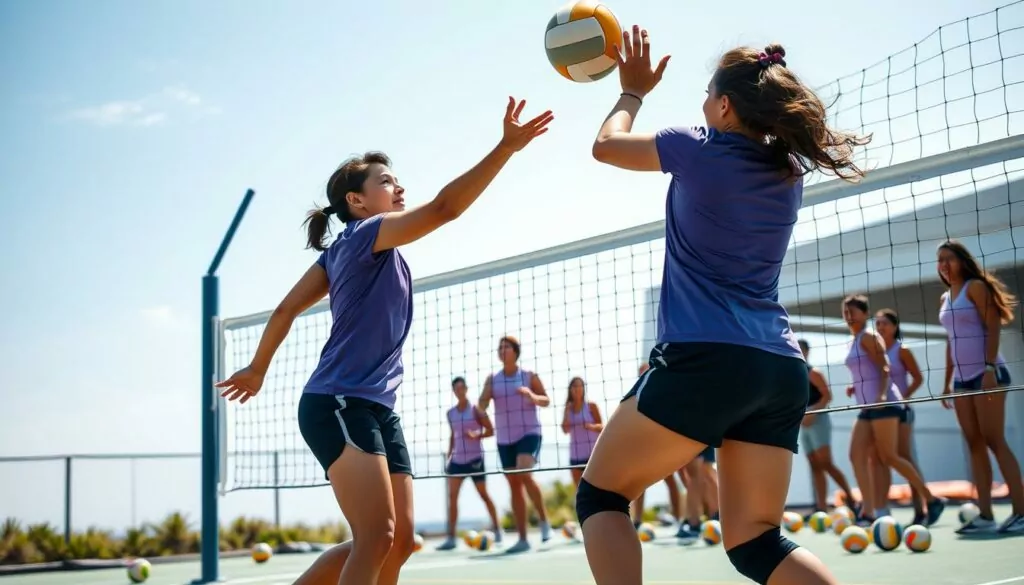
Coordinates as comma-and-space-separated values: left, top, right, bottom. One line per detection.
636, 522, 656, 541
412, 533, 424, 552
251, 542, 272, 563
870, 516, 904, 551
959, 502, 980, 524
839, 525, 870, 553
903, 524, 932, 552
781, 511, 803, 532
700, 520, 722, 545
127, 558, 151, 583
808, 511, 832, 533
544, 1, 622, 83
832, 514, 852, 535
562, 520, 579, 540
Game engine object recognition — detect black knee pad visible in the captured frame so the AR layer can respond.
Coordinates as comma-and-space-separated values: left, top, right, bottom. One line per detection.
726, 527, 799, 585
574, 478, 630, 527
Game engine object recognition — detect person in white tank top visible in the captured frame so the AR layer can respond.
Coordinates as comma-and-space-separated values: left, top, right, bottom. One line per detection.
936, 240, 1024, 534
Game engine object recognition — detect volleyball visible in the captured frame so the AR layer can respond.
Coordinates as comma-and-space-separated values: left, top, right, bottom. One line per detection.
544, 1, 622, 83
412, 533, 424, 552
476, 530, 495, 551
870, 516, 903, 551
562, 520, 579, 540
903, 524, 932, 552
700, 520, 722, 545
809, 511, 832, 533
251, 542, 272, 563
781, 511, 803, 532
839, 526, 870, 554
958, 502, 980, 524
832, 515, 852, 535
636, 522, 656, 542
127, 558, 151, 583
463, 530, 479, 548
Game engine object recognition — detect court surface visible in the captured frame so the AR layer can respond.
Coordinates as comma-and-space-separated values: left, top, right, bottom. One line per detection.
3, 505, 1021, 585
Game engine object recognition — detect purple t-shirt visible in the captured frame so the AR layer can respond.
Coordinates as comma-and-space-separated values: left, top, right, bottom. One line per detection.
303, 214, 413, 410
654, 126, 803, 359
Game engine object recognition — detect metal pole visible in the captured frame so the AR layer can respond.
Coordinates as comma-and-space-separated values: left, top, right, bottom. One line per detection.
273, 451, 281, 529
64, 457, 71, 545
196, 188, 255, 585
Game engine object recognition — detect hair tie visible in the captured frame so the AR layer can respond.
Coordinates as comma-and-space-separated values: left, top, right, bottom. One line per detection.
758, 51, 784, 68
323, 205, 335, 216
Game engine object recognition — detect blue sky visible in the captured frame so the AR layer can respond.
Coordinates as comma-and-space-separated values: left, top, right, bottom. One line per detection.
0, 0, 1017, 529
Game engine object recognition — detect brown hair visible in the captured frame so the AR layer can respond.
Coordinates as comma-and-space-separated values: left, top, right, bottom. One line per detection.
712, 44, 872, 181
938, 240, 1016, 324
303, 151, 391, 252
565, 376, 585, 406
842, 294, 869, 314
876, 308, 903, 340
498, 336, 521, 360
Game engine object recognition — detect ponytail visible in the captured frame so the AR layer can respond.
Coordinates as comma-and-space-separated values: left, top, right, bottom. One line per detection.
303, 206, 334, 252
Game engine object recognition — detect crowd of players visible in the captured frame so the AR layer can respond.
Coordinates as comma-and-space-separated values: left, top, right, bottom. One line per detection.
438, 240, 1024, 554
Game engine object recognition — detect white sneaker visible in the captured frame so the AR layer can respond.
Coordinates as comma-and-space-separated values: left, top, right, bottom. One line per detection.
539, 520, 552, 542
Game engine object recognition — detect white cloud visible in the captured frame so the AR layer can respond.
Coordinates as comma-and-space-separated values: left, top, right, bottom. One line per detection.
66, 85, 216, 127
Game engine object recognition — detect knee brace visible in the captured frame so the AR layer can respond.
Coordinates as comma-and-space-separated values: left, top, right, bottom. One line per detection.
726, 527, 799, 585
574, 478, 630, 527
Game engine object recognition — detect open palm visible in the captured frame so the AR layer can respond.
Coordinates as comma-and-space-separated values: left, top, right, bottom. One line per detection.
614, 25, 670, 98
215, 366, 265, 404
499, 97, 554, 152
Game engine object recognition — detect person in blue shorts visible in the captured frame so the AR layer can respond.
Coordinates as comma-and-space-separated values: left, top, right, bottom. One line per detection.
215, 97, 552, 585
574, 26, 872, 585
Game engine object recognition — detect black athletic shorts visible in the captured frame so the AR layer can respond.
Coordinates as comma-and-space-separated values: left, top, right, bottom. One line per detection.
446, 458, 486, 483
297, 393, 413, 479
623, 342, 808, 454
699, 446, 716, 463
856, 404, 903, 421
497, 433, 542, 470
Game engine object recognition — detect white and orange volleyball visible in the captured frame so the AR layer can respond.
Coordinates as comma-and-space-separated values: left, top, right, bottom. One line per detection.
544, 1, 622, 83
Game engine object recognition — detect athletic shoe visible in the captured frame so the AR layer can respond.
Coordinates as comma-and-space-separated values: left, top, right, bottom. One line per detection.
996, 513, 1024, 534
955, 515, 996, 535
435, 537, 457, 551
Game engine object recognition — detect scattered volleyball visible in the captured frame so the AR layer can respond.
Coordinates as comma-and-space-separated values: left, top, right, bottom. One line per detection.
412, 533, 424, 552
127, 558, 151, 583
831, 514, 852, 536
544, 0, 622, 83
839, 525, 870, 553
959, 501, 981, 524
700, 519, 722, 546
781, 511, 804, 533
870, 516, 903, 551
903, 524, 932, 552
808, 511, 832, 533
462, 529, 478, 548
251, 542, 273, 563
562, 520, 580, 540
636, 522, 656, 542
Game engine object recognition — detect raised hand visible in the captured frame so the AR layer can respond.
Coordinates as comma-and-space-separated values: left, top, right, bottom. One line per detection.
499, 97, 554, 152
215, 366, 265, 404
614, 25, 671, 98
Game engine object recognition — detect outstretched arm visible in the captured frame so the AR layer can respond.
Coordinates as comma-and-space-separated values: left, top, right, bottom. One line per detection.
373, 98, 553, 253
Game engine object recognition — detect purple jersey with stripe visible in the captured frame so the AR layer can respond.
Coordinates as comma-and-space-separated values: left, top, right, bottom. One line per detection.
567, 403, 599, 462
653, 126, 803, 359
939, 282, 1006, 381
447, 404, 484, 464
303, 214, 413, 410
845, 330, 902, 405
490, 368, 541, 445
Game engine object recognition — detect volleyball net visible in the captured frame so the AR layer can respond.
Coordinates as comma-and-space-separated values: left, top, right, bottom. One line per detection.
216, 1, 1024, 492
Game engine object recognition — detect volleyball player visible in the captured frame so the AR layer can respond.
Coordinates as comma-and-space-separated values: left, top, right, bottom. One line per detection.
561, 376, 603, 487
937, 240, 1024, 534
575, 28, 871, 585
797, 339, 857, 518
437, 376, 502, 550
873, 309, 927, 525
215, 97, 552, 585
842, 295, 945, 527
478, 335, 552, 553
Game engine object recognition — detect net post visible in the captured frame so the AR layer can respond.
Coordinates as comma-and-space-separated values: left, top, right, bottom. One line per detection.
196, 188, 255, 585
63, 456, 71, 545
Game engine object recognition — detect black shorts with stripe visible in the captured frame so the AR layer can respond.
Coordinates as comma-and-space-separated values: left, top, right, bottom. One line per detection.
624, 342, 808, 454
297, 393, 413, 479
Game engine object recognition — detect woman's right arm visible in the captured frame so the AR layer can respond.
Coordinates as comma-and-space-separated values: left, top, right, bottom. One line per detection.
373, 97, 552, 253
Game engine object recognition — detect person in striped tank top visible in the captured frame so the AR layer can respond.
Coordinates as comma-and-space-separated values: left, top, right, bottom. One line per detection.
437, 376, 502, 551
478, 336, 552, 553
561, 377, 604, 487
842, 295, 945, 526
936, 240, 1024, 534
873, 309, 927, 525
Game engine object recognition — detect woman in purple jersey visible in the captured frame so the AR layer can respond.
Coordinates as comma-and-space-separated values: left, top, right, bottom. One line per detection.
437, 376, 502, 551
841, 295, 944, 527
873, 309, 927, 525
215, 98, 552, 585
561, 376, 603, 487
478, 335, 552, 553
575, 25, 871, 585
936, 240, 1024, 534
